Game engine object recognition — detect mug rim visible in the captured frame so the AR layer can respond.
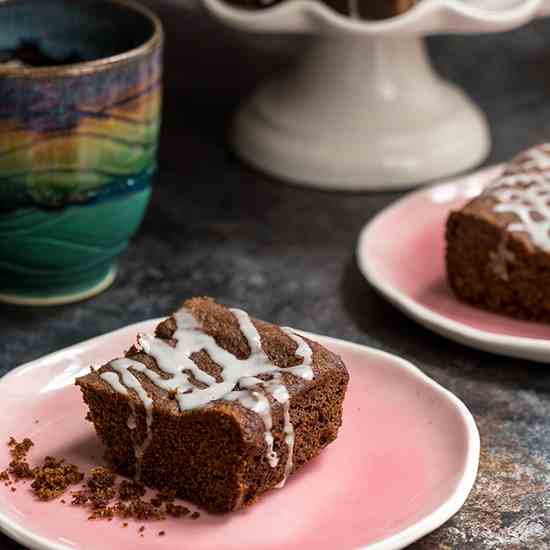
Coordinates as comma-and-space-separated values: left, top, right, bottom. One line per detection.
0, 0, 163, 77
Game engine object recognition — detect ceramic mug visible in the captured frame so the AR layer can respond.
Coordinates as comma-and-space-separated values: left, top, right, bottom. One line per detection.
0, 0, 163, 305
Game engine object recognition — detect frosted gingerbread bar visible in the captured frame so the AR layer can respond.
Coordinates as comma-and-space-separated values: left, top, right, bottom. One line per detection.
446, 144, 550, 322
76, 297, 349, 513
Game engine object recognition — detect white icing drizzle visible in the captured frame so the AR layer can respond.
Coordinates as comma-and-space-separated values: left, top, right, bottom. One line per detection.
269, 378, 293, 489
99, 307, 314, 487
101, 359, 154, 480
100, 371, 128, 396
231, 308, 263, 354
282, 326, 313, 366
225, 389, 278, 467
488, 145, 550, 251
507, 145, 550, 173
529, 147, 550, 170
494, 182, 550, 250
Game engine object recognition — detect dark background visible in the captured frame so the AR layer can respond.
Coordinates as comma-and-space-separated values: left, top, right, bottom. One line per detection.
2, 3, 550, 548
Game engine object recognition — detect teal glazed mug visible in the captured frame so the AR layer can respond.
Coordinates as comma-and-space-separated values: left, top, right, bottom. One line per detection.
0, 0, 163, 305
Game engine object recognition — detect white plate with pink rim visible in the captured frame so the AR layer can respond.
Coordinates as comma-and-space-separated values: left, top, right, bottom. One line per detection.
357, 163, 550, 364
0, 318, 479, 550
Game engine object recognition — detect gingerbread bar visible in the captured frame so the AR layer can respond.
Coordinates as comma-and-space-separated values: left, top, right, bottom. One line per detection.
76, 297, 349, 513
446, 144, 550, 322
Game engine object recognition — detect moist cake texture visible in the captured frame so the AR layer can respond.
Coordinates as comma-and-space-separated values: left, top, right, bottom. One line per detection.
446, 144, 550, 322
76, 297, 349, 513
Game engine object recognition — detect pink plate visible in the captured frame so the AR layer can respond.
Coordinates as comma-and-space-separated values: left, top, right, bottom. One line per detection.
0, 322, 479, 550
358, 164, 550, 363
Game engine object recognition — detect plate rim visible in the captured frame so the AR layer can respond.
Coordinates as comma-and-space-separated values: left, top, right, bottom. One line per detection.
0, 321, 480, 550
357, 164, 550, 364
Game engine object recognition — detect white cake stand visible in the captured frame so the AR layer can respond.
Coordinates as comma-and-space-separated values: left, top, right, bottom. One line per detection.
198, 0, 547, 190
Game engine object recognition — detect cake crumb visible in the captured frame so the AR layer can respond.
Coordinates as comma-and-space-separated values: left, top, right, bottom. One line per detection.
88, 507, 114, 520
84, 468, 116, 509
89, 487, 116, 509
5, 438, 36, 481
8, 437, 33, 460
116, 497, 166, 520
87, 466, 116, 491
166, 503, 190, 517
9, 459, 35, 480
31, 457, 83, 500
3, 436, 202, 529
118, 479, 145, 500
71, 490, 89, 506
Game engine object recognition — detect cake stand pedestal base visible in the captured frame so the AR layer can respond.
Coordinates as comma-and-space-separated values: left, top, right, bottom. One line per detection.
231, 35, 490, 191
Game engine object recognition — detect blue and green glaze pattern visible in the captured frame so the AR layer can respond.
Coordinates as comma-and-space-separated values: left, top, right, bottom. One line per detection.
0, 0, 162, 303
